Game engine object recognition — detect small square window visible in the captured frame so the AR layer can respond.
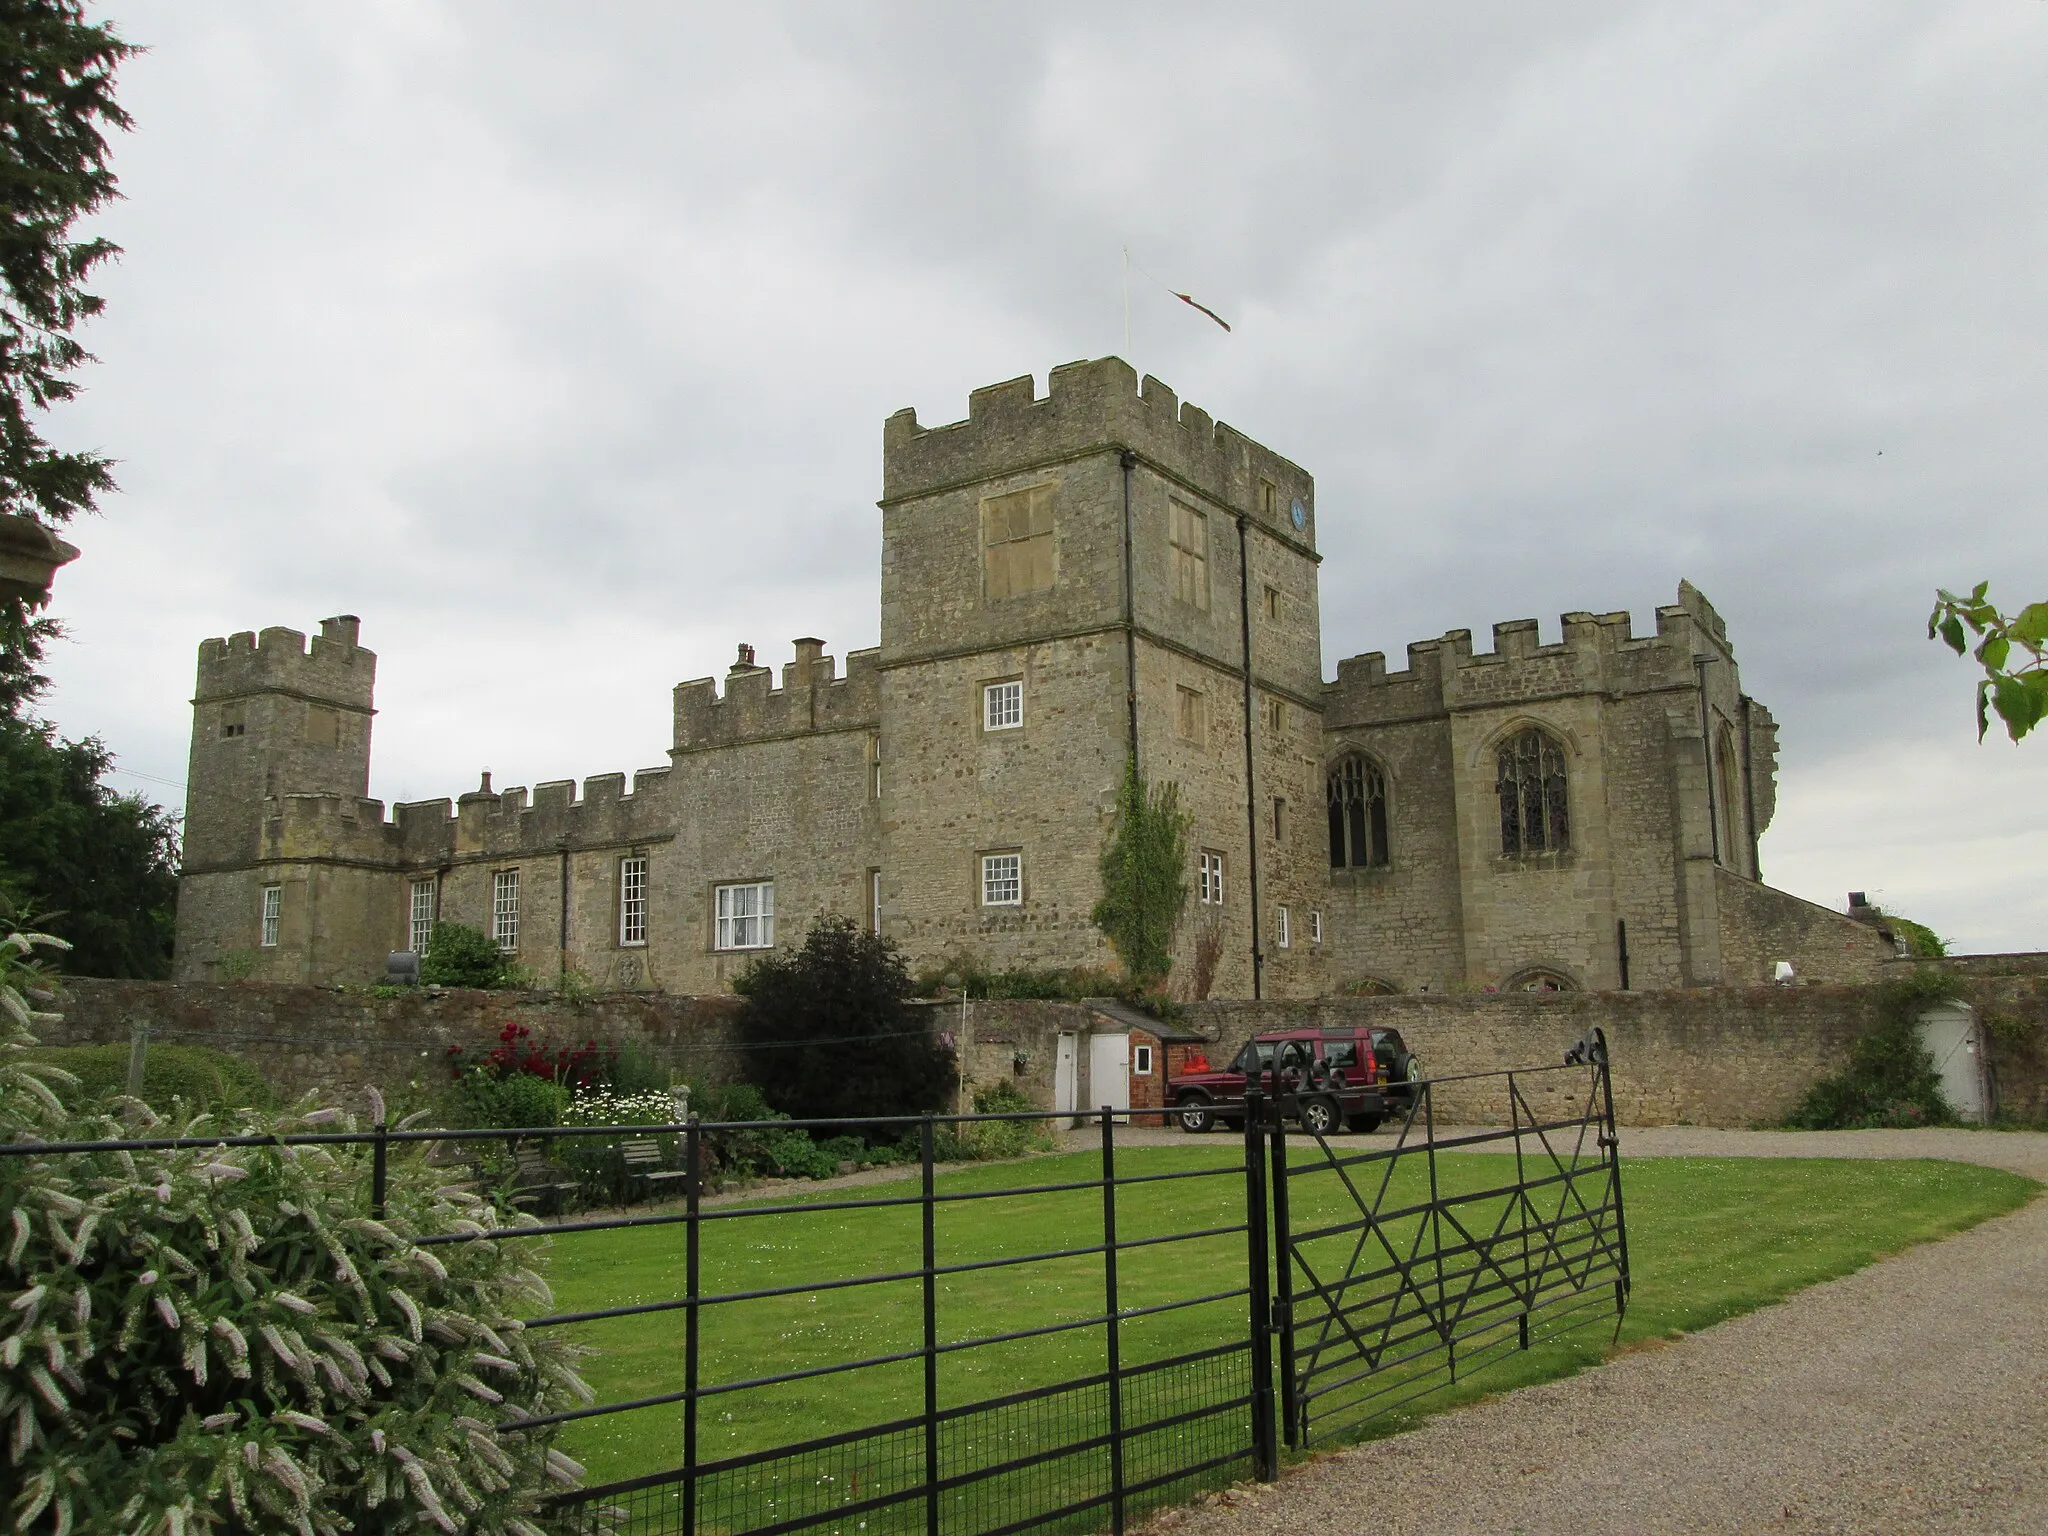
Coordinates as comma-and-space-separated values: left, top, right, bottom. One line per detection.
221, 711, 246, 740
1198, 850, 1226, 906
492, 870, 520, 951
1134, 1045, 1154, 1076
984, 680, 1023, 731
715, 881, 775, 950
259, 884, 281, 948
1276, 904, 1292, 949
619, 856, 648, 946
982, 852, 1022, 906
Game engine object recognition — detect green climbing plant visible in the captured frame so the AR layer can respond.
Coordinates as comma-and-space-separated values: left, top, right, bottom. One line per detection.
1090, 757, 1191, 991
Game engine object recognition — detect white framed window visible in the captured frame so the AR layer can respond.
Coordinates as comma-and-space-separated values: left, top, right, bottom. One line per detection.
1276, 904, 1292, 949
870, 869, 883, 935
619, 856, 648, 946
259, 884, 281, 947
870, 734, 882, 799
492, 869, 520, 951
408, 878, 436, 954
1134, 1044, 1154, 1076
1198, 850, 1226, 905
1310, 909, 1323, 945
981, 852, 1022, 907
715, 881, 775, 950
983, 680, 1023, 731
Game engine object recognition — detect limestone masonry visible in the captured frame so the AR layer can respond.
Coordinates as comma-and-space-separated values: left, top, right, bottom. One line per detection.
174, 358, 1890, 997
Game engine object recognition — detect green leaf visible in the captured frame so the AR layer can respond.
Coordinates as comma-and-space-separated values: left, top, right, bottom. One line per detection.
1976, 680, 1991, 742
1970, 581, 1991, 602
1978, 635, 2010, 673
2010, 602, 2048, 646
1939, 616, 1967, 655
1991, 674, 2047, 743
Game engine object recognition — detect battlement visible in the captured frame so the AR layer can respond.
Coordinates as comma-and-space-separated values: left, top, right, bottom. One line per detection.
672, 639, 882, 753
1325, 584, 1732, 726
263, 764, 679, 867
882, 358, 1314, 543
195, 615, 375, 709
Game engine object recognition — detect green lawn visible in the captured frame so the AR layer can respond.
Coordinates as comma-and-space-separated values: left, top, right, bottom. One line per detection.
539, 1148, 2034, 1502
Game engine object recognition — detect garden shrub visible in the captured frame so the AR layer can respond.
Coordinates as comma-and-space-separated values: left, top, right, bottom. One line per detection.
22, 1041, 276, 1113
445, 1071, 572, 1132
1784, 968, 1965, 1129
418, 922, 521, 989
0, 926, 596, 1535
733, 917, 954, 1123
937, 1081, 1057, 1162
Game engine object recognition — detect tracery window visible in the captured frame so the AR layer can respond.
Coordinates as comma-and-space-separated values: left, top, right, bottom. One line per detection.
1327, 755, 1389, 869
1497, 729, 1569, 856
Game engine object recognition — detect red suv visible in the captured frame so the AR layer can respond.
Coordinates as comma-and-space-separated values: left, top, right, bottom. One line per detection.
1167, 1027, 1420, 1136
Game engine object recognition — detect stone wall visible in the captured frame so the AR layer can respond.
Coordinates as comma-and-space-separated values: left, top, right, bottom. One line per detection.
1184, 990, 1887, 1127
39, 979, 743, 1107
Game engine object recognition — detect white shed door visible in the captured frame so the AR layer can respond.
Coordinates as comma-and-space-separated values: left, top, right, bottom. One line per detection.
1053, 1033, 1079, 1117
1088, 1032, 1131, 1118
1917, 1001, 1987, 1122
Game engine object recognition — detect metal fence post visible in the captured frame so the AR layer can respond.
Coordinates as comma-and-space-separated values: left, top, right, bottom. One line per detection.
370, 1119, 389, 1220
684, 1115, 702, 1536
1266, 1096, 1300, 1450
1594, 1031, 1632, 1315
1241, 1086, 1278, 1482
1100, 1106, 1126, 1535
922, 1116, 940, 1536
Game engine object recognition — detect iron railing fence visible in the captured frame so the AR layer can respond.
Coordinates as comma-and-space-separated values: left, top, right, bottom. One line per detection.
1261, 1032, 1630, 1448
3, 1036, 1629, 1535
1, 1106, 1265, 1536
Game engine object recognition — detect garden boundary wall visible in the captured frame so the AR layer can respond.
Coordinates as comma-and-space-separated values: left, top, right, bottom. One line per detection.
37, 979, 744, 1107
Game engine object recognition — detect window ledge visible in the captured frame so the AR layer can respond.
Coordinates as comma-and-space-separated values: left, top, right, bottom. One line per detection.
1495, 851, 1576, 871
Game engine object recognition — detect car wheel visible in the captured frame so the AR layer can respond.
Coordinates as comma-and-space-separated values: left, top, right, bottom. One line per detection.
1348, 1112, 1383, 1135
1297, 1096, 1341, 1137
1177, 1096, 1215, 1134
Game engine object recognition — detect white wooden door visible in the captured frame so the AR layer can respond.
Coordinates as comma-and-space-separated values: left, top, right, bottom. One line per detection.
1053, 1033, 1079, 1118
1088, 1032, 1131, 1120
1917, 1001, 1988, 1122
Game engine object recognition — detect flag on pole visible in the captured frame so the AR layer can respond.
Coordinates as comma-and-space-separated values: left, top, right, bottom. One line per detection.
1127, 250, 1232, 335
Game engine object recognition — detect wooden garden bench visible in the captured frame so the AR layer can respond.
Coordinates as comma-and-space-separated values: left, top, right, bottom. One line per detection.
619, 1138, 695, 1199
508, 1145, 579, 1216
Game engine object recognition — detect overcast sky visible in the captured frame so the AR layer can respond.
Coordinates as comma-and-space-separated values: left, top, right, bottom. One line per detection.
39, 1, 2048, 952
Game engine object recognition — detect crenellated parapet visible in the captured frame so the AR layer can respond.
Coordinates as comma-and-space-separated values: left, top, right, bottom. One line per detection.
256, 766, 679, 869
1325, 583, 1737, 728
195, 615, 374, 710
672, 639, 881, 753
881, 356, 1315, 544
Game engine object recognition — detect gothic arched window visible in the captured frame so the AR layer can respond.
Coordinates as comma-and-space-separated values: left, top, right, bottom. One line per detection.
1327, 755, 1390, 868
1497, 729, 1569, 856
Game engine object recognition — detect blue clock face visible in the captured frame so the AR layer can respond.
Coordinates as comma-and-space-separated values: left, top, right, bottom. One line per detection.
1290, 498, 1306, 531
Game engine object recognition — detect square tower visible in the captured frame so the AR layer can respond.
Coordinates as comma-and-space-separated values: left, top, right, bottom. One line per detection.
876, 359, 1327, 997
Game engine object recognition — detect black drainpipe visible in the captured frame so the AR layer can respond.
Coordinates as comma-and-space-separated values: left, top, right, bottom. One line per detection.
1237, 514, 1263, 1000
1120, 451, 1139, 765
1616, 919, 1631, 991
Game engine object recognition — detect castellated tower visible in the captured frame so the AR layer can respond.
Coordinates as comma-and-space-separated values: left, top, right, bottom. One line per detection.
179, 616, 377, 977
879, 358, 1328, 998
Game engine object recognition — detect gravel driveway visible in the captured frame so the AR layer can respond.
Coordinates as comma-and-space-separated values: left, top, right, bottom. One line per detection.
1139, 1126, 2048, 1536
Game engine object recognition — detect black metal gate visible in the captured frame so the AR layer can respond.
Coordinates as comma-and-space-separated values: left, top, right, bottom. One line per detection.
1253, 1028, 1631, 1448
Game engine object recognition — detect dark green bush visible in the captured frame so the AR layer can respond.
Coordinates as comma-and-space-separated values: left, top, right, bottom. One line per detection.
734, 917, 954, 1122
1784, 969, 1964, 1129
418, 921, 519, 988
936, 1080, 1056, 1162
27, 1041, 276, 1113
443, 1071, 571, 1131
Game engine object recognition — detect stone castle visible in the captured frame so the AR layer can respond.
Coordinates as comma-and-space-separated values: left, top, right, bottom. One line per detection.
174, 357, 1890, 997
